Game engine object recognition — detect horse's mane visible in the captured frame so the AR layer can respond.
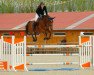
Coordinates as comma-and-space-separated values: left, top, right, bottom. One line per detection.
41, 15, 50, 22
42, 15, 49, 19
37, 15, 49, 24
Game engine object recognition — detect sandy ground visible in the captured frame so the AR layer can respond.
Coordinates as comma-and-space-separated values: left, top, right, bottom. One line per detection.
0, 70, 94, 75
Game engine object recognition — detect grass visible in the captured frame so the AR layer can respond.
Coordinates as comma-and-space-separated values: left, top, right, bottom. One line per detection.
0, 0, 94, 13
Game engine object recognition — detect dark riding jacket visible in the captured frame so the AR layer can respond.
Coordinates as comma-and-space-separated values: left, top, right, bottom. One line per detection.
36, 6, 48, 17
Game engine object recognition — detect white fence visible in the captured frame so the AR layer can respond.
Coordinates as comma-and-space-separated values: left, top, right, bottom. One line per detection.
0, 35, 94, 71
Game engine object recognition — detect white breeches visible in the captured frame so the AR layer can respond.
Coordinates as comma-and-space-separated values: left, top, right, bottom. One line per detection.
31, 14, 39, 21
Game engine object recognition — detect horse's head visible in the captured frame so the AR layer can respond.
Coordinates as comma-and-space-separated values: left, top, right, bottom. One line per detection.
47, 16, 55, 26
42, 15, 55, 31
39, 15, 55, 40
43, 15, 55, 23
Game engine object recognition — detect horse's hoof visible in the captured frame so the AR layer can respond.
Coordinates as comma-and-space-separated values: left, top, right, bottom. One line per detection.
33, 39, 37, 42
33, 40, 36, 42
46, 38, 50, 40
44, 38, 47, 40
35, 39, 37, 41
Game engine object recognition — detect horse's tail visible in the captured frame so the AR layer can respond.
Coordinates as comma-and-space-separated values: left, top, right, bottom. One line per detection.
25, 21, 30, 35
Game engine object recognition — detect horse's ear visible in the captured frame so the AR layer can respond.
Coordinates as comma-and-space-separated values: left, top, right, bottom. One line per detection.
52, 17, 55, 19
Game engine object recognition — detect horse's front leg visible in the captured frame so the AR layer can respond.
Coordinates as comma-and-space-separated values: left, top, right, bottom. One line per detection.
47, 26, 53, 40
44, 31, 48, 40
46, 30, 51, 40
48, 31, 51, 39
44, 28, 52, 40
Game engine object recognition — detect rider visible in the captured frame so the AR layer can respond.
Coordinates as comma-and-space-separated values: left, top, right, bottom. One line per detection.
32, 2, 48, 30
36, 2, 48, 20
31, 2, 48, 22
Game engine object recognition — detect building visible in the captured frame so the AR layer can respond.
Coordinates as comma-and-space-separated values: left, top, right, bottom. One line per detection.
0, 11, 94, 45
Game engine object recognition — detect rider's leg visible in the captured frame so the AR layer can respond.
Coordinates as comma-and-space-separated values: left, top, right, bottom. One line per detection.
35, 14, 39, 21
32, 14, 38, 30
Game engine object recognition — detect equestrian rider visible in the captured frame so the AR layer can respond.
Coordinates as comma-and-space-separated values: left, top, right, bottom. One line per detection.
31, 2, 48, 22
32, 2, 48, 30
36, 2, 48, 19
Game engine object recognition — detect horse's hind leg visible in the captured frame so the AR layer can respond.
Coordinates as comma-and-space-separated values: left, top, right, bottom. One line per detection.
34, 31, 37, 41
32, 31, 37, 42
26, 24, 29, 35
32, 34, 35, 42
31, 33, 36, 42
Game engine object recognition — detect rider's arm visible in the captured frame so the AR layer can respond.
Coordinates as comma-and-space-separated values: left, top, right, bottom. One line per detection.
44, 6, 48, 15
36, 8, 40, 17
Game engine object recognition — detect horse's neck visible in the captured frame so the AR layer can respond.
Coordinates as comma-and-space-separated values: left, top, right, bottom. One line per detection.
37, 16, 48, 27
38, 19, 46, 28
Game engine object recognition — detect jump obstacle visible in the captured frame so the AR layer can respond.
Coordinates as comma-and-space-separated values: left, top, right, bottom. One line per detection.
27, 35, 94, 69
0, 35, 94, 71
0, 36, 27, 71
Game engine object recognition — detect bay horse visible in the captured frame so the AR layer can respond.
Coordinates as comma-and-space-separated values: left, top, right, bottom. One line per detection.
26, 15, 55, 42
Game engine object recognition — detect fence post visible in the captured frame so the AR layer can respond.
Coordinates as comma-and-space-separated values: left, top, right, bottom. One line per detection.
93, 36, 94, 68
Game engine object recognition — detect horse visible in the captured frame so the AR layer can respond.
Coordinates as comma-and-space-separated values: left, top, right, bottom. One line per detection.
26, 15, 55, 42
